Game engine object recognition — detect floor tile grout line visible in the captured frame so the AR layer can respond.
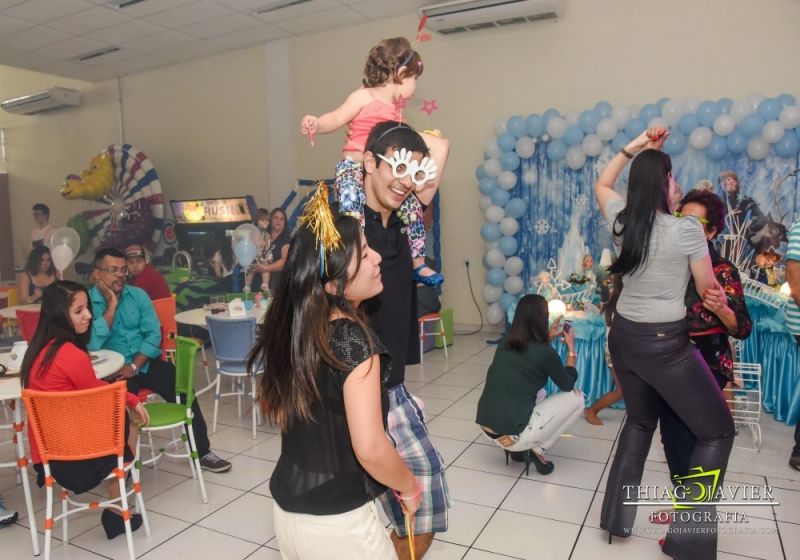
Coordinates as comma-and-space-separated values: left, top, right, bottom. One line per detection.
763, 474, 789, 560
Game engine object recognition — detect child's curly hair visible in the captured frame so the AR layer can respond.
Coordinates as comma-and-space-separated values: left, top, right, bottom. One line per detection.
362, 37, 423, 88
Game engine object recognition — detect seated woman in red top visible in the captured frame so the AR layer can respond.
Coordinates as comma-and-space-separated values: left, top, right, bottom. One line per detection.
20, 281, 150, 540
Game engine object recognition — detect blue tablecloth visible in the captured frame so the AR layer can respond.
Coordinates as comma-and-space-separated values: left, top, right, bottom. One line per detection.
510, 298, 800, 425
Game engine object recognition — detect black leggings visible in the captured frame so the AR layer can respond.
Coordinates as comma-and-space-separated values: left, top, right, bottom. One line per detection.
601, 314, 734, 560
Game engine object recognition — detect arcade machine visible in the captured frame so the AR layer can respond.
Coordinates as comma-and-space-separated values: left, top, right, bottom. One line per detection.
170, 196, 258, 275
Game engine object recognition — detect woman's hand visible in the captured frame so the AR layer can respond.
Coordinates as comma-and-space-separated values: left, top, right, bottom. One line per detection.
701, 286, 729, 315
562, 326, 576, 350
548, 316, 563, 341
627, 127, 669, 154
133, 402, 150, 428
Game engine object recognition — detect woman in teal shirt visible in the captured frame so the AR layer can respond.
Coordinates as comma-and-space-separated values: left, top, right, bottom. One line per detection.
476, 294, 584, 475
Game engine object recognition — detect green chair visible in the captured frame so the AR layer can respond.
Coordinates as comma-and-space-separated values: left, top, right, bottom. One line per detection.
224, 292, 248, 302
140, 337, 208, 503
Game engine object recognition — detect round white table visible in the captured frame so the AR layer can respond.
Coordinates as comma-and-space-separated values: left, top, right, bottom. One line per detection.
0, 348, 124, 379
0, 303, 41, 320
175, 306, 267, 327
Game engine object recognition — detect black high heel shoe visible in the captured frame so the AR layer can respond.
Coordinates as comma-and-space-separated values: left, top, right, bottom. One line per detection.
528, 451, 555, 475
505, 450, 554, 475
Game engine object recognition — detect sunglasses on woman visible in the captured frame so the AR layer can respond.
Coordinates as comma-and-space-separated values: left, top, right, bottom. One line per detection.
672, 211, 710, 225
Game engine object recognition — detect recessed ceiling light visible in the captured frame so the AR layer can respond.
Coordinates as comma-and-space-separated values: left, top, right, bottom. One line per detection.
77, 46, 121, 62
254, 0, 312, 16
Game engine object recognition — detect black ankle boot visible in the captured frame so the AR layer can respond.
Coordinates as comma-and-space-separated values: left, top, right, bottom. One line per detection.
101, 509, 143, 540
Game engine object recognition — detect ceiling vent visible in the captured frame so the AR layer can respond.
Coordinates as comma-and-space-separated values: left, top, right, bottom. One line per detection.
1, 87, 83, 115
420, 0, 563, 34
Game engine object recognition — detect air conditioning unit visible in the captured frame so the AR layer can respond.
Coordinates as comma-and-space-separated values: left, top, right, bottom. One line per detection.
1, 87, 82, 115
420, 0, 563, 34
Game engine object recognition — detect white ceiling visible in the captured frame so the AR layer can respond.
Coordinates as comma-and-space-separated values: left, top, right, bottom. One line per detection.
0, 0, 428, 83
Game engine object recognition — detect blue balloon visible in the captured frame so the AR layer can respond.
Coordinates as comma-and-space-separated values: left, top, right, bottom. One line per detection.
564, 125, 584, 146
656, 97, 670, 109
526, 114, 545, 137
594, 101, 612, 119
475, 164, 487, 179
639, 104, 659, 123
546, 139, 568, 161
678, 113, 699, 135
498, 236, 518, 257
491, 188, 510, 207
479, 177, 497, 195
233, 239, 257, 269
505, 198, 527, 219
697, 100, 721, 127
726, 130, 747, 154
507, 116, 527, 138
777, 93, 797, 108
706, 134, 727, 160
542, 108, 560, 124
487, 268, 507, 287
611, 132, 631, 153
757, 98, 782, 121
774, 130, 800, 158
481, 223, 502, 242
498, 133, 516, 152
499, 293, 516, 311
662, 130, 687, 155
624, 117, 646, 138
739, 114, 766, 138
500, 152, 520, 171
578, 110, 599, 134
718, 97, 734, 114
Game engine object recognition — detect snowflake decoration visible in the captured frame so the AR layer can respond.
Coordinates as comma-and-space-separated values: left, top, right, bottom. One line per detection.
534, 219, 550, 235
574, 194, 588, 209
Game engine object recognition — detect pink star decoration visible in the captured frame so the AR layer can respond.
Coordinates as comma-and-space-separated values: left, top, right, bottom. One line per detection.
393, 96, 409, 112
421, 99, 439, 116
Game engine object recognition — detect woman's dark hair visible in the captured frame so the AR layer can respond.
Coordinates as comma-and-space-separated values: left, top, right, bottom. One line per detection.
25, 245, 55, 276
609, 149, 672, 276
678, 189, 726, 239
20, 281, 92, 387
506, 294, 550, 352
247, 215, 372, 430
363, 37, 423, 87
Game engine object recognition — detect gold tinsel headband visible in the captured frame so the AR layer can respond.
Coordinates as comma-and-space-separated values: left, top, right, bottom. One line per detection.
298, 181, 341, 278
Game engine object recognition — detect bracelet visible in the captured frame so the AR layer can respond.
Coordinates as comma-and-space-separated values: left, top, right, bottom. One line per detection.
620, 147, 634, 159
392, 479, 422, 502
567, 352, 577, 358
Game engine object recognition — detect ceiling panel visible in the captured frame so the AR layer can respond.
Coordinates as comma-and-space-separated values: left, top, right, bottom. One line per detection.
180, 11, 261, 38
34, 35, 109, 60
0, 12, 33, 35
0, 25, 73, 50
3, 0, 94, 24
120, 29, 196, 52
85, 17, 165, 43
151, 38, 228, 62
275, 5, 362, 34
142, 0, 234, 27
46, 5, 132, 34
211, 21, 287, 48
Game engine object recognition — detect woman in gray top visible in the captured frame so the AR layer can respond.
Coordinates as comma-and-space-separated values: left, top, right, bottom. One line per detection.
595, 127, 734, 560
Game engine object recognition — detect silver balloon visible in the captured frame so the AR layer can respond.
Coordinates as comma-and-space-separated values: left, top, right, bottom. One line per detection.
483, 284, 503, 303
486, 302, 505, 325
712, 114, 736, 136
503, 256, 524, 276
746, 137, 770, 160
500, 217, 519, 236
504, 275, 524, 295
485, 205, 505, 224
546, 117, 567, 139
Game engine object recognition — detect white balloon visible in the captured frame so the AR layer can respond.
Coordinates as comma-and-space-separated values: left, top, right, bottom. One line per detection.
504, 275, 524, 295
747, 92, 766, 111
485, 241, 499, 251
483, 158, 501, 177
712, 114, 736, 136
479, 195, 492, 211
546, 117, 567, 139
746, 137, 770, 160
582, 133, 603, 156
730, 100, 752, 124
611, 106, 630, 128
504, 256, 524, 276
494, 117, 508, 136
498, 170, 517, 190
627, 104, 641, 119
484, 139, 502, 159
483, 284, 503, 303
648, 117, 668, 129
486, 303, 505, 325
596, 118, 617, 141
500, 217, 519, 236
762, 120, 785, 144
779, 105, 800, 129
661, 100, 684, 126
515, 136, 536, 159
565, 111, 579, 126
50, 245, 74, 272
486, 248, 506, 268
565, 145, 587, 169
689, 127, 713, 150
47, 226, 80, 257
682, 96, 701, 113
485, 205, 505, 223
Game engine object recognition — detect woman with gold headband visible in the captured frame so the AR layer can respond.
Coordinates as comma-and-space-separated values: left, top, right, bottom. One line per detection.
247, 184, 419, 559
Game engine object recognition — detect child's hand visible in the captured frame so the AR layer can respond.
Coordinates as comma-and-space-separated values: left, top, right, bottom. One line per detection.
301, 115, 319, 145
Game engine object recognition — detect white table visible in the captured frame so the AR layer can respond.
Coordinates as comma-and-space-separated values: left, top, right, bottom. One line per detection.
0, 349, 124, 380
175, 306, 266, 328
0, 303, 41, 320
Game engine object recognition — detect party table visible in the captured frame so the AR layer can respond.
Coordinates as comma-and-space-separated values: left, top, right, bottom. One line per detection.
0, 303, 40, 320
175, 306, 267, 328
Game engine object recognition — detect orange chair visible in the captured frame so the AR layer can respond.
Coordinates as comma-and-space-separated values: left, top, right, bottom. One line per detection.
22, 382, 150, 560
418, 312, 449, 364
152, 295, 211, 390
16, 309, 41, 342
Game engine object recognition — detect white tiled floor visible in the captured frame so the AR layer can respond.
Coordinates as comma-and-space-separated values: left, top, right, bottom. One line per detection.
2, 334, 798, 559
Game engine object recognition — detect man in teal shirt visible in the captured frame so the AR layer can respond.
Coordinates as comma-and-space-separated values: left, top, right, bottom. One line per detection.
89, 248, 231, 473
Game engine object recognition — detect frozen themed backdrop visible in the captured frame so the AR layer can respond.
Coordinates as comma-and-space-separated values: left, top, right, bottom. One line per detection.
478, 94, 800, 325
